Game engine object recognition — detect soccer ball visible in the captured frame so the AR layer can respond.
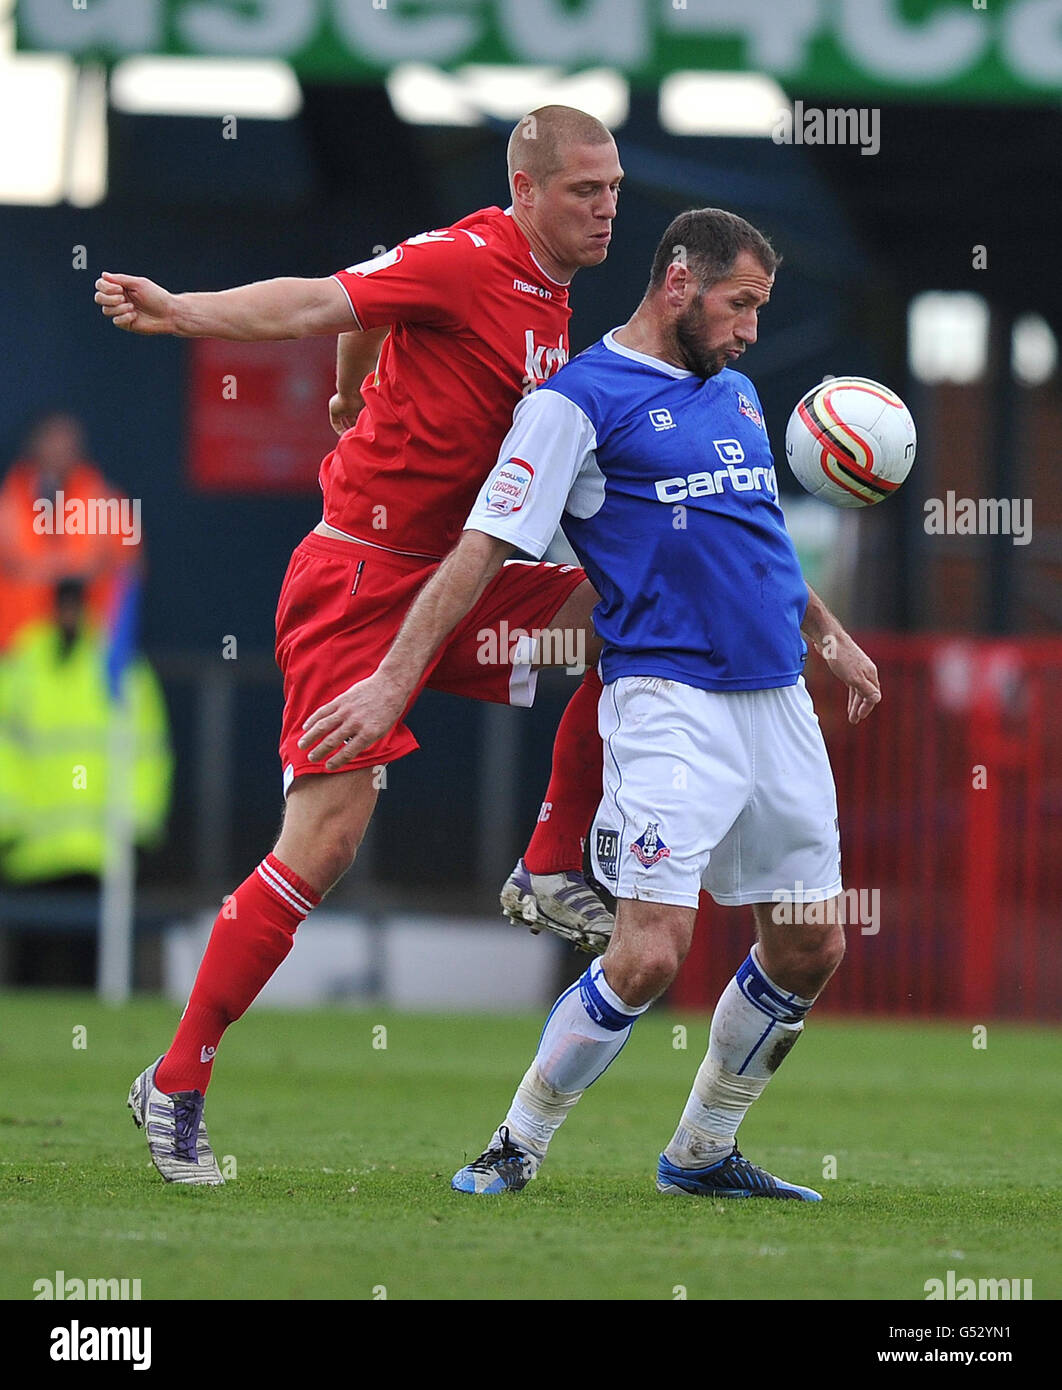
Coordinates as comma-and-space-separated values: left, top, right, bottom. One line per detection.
784, 376, 916, 507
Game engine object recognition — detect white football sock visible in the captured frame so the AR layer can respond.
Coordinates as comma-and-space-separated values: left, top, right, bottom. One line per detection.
666, 944, 816, 1167
504, 959, 648, 1155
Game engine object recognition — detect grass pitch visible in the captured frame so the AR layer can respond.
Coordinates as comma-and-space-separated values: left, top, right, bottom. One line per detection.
1, 991, 1058, 1302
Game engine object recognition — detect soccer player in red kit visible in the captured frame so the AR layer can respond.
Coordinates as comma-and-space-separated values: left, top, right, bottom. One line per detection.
95, 106, 622, 1184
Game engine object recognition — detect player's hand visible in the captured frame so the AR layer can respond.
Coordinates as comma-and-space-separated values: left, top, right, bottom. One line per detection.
329, 391, 365, 436
818, 631, 881, 724
94, 272, 176, 334
297, 672, 408, 771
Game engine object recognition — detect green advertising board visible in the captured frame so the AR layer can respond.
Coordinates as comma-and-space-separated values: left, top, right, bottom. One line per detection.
16, 0, 1062, 100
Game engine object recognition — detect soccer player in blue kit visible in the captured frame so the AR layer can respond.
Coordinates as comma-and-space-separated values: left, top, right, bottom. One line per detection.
299, 208, 882, 1199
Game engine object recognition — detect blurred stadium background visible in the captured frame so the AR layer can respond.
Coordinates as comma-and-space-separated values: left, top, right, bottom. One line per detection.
1, 0, 1060, 1023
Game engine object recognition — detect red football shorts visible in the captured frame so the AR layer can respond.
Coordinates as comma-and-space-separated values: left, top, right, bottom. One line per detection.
275, 532, 587, 789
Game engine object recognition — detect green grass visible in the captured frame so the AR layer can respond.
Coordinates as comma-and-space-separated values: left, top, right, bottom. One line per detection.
1, 992, 1059, 1301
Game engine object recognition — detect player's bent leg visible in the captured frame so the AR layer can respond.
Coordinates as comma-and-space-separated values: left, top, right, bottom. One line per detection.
427, 565, 611, 951
751, 893, 846, 1000
658, 897, 844, 1203
532, 578, 602, 670
502, 579, 614, 951
273, 765, 379, 892
452, 899, 691, 1194
132, 768, 379, 1185
600, 896, 696, 1006
500, 817, 608, 961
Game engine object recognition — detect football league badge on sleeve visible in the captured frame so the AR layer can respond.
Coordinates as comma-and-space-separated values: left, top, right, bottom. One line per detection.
485, 458, 534, 515
630, 822, 671, 868
737, 392, 764, 429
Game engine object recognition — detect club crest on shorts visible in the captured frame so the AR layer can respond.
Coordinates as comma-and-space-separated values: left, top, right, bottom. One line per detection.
630, 821, 670, 868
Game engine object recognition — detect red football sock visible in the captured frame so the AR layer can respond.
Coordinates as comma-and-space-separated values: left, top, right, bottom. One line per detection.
523, 666, 604, 875
155, 854, 321, 1095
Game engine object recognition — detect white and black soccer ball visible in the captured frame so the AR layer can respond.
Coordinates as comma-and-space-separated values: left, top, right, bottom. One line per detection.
784, 376, 916, 507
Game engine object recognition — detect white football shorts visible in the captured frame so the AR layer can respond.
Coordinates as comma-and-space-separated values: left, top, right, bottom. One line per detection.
589, 675, 842, 909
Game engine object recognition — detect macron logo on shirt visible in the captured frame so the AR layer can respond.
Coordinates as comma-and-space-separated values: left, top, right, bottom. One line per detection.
513, 278, 553, 300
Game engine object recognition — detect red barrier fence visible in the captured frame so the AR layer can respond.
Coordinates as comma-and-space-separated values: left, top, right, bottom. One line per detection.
670, 635, 1062, 1021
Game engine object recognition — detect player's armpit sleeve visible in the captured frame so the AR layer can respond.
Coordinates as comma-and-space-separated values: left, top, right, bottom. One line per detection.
463, 389, 597, 560
332, 230, 479, 332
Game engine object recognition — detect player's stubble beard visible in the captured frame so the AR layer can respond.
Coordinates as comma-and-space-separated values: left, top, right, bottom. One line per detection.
674, 295, 730, 380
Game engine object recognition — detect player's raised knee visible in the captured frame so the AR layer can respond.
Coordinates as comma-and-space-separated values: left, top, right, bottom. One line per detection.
820, 919, 846, 972
763, 918, 846, 997
277, 770, 376, 890
311, 826, 363, 885
797, 909, 846, 976
608, 943, 684, 1006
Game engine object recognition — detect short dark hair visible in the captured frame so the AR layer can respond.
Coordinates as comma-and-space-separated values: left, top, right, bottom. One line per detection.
647, 208, 778, 293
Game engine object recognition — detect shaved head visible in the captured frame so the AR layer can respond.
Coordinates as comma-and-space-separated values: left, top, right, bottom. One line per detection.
506, 106, 622, 282
507, 105, 614, 193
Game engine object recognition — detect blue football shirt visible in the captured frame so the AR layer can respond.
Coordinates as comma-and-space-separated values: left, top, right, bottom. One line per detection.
464, 329, 809, 692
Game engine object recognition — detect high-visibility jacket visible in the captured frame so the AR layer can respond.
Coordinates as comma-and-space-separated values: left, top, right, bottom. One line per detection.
0, 620, 172, 884
0, 459, 136, 650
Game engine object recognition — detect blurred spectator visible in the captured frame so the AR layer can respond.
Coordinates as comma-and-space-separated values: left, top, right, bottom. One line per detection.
0, 578, 173, 889
0, 411, 139, 650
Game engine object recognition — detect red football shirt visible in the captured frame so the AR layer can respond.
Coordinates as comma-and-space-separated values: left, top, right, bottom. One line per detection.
325, 205, 571, 557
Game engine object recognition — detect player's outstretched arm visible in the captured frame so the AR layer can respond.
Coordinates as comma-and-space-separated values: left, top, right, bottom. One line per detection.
330, 327, 390, 434
94, 271, 356, 340
801, 584, 881, 725
298, 530, 515, 770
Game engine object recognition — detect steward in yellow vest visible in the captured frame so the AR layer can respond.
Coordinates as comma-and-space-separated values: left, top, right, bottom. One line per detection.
0, 579, 172, 884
